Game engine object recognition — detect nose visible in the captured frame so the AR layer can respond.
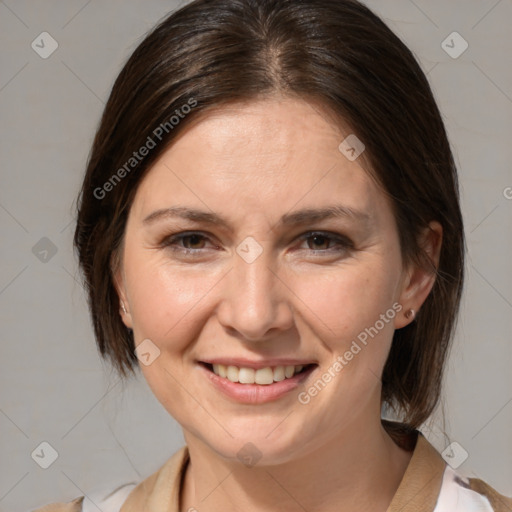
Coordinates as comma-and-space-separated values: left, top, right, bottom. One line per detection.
216, 247, 294, 341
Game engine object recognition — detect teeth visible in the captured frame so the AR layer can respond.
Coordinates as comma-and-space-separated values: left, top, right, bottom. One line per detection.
211, 364, 307, 385
238, 367, 255, 384
273, 365, 285, 382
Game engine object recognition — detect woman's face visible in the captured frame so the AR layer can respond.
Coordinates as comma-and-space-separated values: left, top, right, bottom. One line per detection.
115, 97, 437, 464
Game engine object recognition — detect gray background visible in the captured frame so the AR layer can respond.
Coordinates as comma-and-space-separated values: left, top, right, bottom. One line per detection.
0, 0, 511, 510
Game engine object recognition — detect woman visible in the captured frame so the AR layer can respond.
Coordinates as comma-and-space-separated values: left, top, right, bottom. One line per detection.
35, 0, 511, 510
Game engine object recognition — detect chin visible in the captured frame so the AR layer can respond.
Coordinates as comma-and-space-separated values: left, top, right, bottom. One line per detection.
195, 425, 309, 467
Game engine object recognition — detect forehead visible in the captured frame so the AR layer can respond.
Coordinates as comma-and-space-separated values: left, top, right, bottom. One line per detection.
131, 97, 389, 227
164, 97, 350, 170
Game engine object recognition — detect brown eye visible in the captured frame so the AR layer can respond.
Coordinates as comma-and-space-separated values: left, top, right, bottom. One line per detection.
180, 234, 207, 249
306, 234, 331, 250
161, 231, 214, 253
299, 231, 353, 255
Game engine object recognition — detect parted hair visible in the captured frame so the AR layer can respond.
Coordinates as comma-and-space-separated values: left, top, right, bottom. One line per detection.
74, 0, 465, 430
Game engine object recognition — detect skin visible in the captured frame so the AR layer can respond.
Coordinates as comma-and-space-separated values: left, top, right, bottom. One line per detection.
114, 96, 442, 512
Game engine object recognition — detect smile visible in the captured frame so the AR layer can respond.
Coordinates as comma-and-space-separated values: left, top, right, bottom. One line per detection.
198, 362, 318, 404
208, 363, 311, 385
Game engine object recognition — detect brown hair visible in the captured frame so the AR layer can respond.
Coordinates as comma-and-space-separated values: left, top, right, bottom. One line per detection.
74, 0, 465, 429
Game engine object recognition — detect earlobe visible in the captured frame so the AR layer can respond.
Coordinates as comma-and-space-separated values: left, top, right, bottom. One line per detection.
394, 221, 443, 329
111, 256, 133, 329
404, 308, 416, 321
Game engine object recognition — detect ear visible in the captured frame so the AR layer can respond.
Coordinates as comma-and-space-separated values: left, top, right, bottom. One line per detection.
111, 252, 133, 329
394, 221, 443, 329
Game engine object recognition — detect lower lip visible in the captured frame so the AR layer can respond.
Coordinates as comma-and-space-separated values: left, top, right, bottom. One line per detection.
198, 363, 317, 404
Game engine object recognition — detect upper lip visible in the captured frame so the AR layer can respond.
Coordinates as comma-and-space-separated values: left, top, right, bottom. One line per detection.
199, 358, 316, 370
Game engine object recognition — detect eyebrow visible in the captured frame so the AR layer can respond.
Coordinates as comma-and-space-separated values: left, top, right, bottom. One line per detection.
142, 205, 371, 229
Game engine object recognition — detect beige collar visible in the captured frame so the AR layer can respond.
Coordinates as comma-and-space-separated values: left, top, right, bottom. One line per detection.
387, 433, 446, 512
121, 433, 446, 512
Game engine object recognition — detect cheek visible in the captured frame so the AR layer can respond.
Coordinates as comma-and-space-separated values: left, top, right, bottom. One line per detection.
124, 250, 222, 346
124, 234, 402, 358
292, 260, 401, 355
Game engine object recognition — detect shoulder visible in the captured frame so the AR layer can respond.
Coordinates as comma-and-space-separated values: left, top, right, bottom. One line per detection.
120, 444, 189, 509
31, 496, 84, 512
31, 446, 189, 512
30, 482, 138, 512
435, 464, 512, 512
383, 423, 512, 512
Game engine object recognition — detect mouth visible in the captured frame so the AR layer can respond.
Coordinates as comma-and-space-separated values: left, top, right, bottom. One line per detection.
197, 360, 318, 404
199, 361, 316, 385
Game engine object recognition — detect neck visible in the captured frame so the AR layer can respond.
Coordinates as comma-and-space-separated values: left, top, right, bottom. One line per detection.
180, 418, 414, 512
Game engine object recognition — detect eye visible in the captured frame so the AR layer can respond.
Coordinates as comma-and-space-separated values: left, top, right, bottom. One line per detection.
298, 231, 353, 254
161, 231, 216, 252
159, 230, 353, 258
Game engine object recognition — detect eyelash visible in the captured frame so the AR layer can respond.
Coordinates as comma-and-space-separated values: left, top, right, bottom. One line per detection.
160, 231, 354, 257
